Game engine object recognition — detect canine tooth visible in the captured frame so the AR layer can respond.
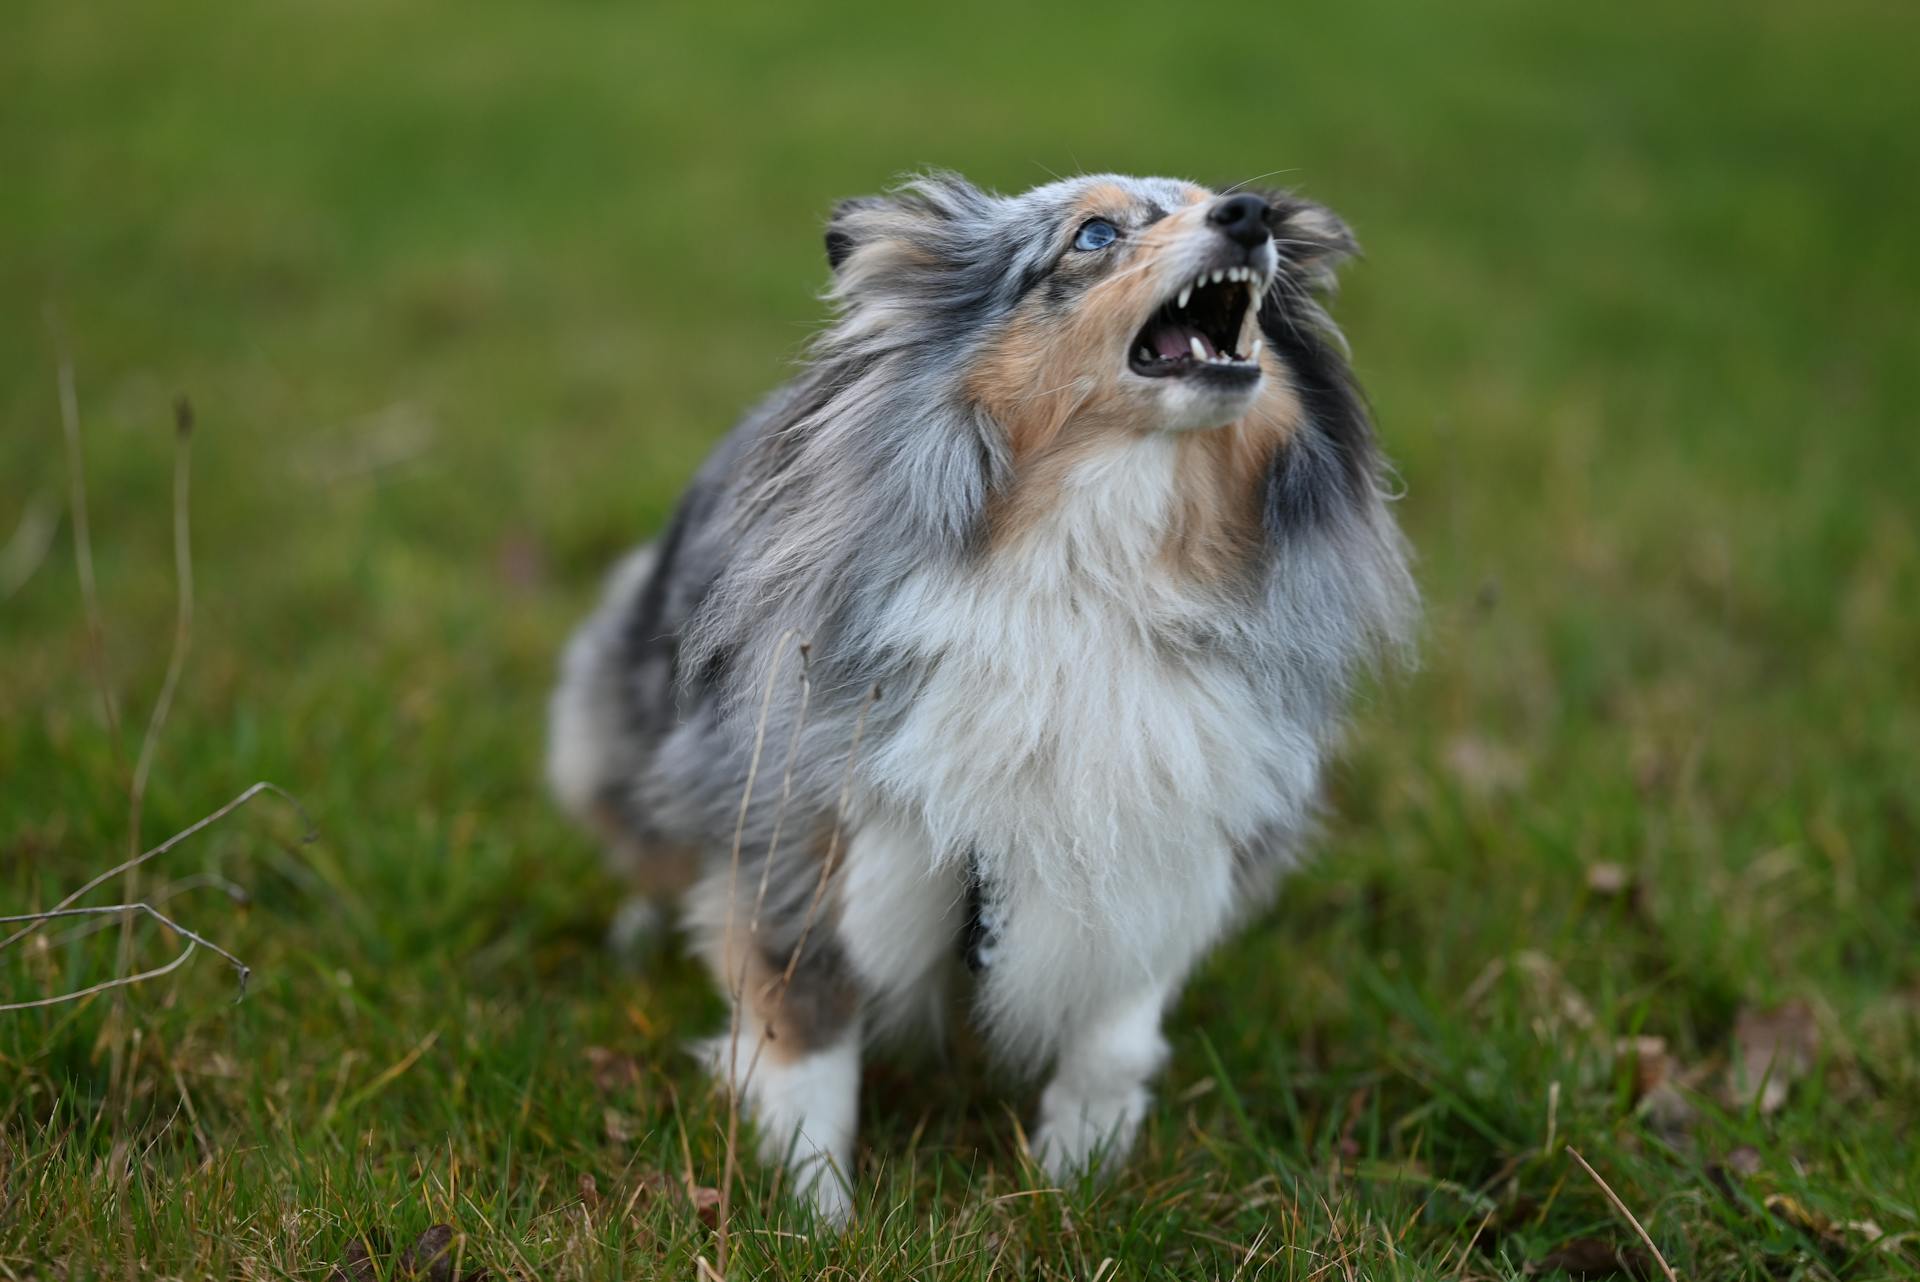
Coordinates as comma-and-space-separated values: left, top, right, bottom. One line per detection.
1177, 285, 1192, 309
1251, 337, 1264, 360
1189, 336, 1207, 362
1138, 346, 1153, 362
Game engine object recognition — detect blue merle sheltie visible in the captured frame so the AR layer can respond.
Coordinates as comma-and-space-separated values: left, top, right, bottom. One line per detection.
548, 172, 1415, 1219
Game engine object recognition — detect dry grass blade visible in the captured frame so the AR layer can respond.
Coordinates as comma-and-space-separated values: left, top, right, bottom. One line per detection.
128, 398, 197, 829
49, 311, 122, 745
764, 682, 879, 1011
111, 397, 198, 1096
716, 631, 801, 1275
749, 644, 812, 931
1564, 1146, 1678, 1282
0, 493, 59, 601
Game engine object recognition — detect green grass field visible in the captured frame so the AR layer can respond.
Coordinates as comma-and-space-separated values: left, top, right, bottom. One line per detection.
5, 0, 1918, 1276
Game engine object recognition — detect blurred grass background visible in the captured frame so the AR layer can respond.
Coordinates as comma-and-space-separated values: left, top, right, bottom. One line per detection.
3, 0, 1917, 1276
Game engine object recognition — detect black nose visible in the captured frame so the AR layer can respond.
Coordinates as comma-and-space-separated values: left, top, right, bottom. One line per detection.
1208, 193, 1271, 248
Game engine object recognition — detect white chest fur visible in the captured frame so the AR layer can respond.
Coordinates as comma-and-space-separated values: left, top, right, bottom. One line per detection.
853, 433, 1324, 1056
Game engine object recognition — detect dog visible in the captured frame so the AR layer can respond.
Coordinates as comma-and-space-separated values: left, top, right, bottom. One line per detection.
548, 172, 1414, 1219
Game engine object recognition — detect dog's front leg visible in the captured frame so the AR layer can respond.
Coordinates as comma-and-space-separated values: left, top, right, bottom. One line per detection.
1031, 982, 1172, 1182
710, 1011, 862, 1222
698, 923, 864, 1223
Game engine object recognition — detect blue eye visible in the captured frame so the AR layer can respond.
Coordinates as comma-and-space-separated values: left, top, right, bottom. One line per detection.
1073, 218, 1119, 251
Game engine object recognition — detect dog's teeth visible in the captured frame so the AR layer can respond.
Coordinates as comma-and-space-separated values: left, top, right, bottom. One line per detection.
1189, 336, 1207, 362
1251, 337, 1264, 360
1138, 346, 1153, 363
1177, 285, 1192, 309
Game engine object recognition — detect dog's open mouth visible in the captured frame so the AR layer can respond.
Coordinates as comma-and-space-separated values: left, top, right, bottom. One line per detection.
1129, 266, 1265, 379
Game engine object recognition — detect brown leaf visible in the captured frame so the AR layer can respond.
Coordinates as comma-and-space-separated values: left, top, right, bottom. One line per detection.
326, 1237, 379, 1282
688, 1183, 722, 1228
1528, 1236, 1653, 1278
584, 1045, 642, 1096
578, 1172, 601, 1210
1726, 1001, 1818, 1114
1765, 1193, 1836, 1240
1614, 1036, 1672, 1100
398, 1225, 458, 1281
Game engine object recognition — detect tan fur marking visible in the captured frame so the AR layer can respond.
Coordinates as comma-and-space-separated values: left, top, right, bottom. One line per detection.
1072, 183, 1137, 220
1166, 366, 1303, 578
969, 192, 1301, 571
712, 823, 856, 1067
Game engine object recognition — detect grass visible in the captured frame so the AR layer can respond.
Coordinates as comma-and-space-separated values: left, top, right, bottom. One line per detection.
3, 0, 1918, 1276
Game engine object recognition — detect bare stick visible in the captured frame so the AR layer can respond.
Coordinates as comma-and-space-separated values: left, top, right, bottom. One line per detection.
1565, 1146, 1678, 1282
0, 781, 311, 954
0, 904, 250, 1009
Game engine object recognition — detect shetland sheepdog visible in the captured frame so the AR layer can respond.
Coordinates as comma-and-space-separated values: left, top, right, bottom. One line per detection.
548, 172, 1414, 1219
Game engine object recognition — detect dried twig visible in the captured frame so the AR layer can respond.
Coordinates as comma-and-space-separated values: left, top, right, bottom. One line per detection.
0, 904, 250, 1010
1, 782, 307, 1012
45, 873, 248, 948
1565, 1146, 1678, 1282
0, 781, 311, 955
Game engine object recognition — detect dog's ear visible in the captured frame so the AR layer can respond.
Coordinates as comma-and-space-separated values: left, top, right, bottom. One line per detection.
825, 196, 890, 270
1260, 192, 1359, 293
823, 174, 990, 277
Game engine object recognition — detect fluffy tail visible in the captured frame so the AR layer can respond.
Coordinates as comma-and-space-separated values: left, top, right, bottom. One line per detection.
546, 543, 659, 830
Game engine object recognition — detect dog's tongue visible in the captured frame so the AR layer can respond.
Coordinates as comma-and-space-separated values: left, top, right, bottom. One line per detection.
1151, 322, 1210, 361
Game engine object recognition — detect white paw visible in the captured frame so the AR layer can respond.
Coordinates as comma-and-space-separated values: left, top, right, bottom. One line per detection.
794, 1160, 853, 1225
1032, 1082, 1149, 1183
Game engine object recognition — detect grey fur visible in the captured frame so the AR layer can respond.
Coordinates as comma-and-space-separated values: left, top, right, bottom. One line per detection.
549, 171, 1415, 1066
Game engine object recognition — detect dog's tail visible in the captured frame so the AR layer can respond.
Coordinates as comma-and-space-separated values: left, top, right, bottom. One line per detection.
546, 542, 660, 836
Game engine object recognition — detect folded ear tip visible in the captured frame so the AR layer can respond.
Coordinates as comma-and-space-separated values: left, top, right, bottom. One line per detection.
826, 195, 884, 270
825, 227, 857, 269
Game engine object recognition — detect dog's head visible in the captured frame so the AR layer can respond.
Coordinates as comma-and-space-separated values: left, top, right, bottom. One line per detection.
820, 173, 1357, 449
